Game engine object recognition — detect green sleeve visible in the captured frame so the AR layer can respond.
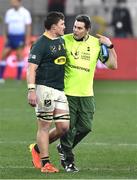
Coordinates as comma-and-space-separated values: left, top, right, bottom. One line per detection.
28, 41, 44, 65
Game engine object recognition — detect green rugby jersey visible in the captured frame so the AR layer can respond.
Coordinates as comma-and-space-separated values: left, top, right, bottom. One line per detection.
28, 35, 66, 90
64, 34, 103, 96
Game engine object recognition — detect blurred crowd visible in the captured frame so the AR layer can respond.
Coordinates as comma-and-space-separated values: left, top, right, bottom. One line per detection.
0, 0, 136, 37
90, 0, 134, 37
66, 0, 135, 38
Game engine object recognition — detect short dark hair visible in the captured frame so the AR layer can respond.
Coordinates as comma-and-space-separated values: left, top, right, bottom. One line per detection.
44, 11, 65, 30
75, 15, 91, 29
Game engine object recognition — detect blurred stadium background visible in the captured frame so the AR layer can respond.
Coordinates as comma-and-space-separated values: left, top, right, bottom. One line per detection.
0, 0, 137, 80
0, 0, 137, 36
0, 0, 137, 179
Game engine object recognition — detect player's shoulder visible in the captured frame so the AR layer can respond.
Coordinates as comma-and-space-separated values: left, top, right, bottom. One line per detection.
63, 33, 73, 39
63, 33, 74, 44
30, 35, 44, 51
5, 8, 14, 15
63, 33, 73, 38
35, 35, 45, 44
33, 35, 51, 48
88, 35, 100, 46
20, 6, 30, 14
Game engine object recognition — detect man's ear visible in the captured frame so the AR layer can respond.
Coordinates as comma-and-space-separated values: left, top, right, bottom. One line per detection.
88, 28, 91, 33
52, 24, 56, 30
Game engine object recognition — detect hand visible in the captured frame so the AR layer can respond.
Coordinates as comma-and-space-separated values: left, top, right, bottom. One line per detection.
96, 34, 112, 47
28, 90, 37, 107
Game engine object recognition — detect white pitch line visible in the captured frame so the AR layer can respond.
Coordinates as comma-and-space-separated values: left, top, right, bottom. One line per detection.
0, 140, 137, 147
95, 89, 137, 94
0, 166, 137, 172
0, 166, 34, 169
82, 142, 137, 147
0, 140, 32, 144
0, 108, 32, 112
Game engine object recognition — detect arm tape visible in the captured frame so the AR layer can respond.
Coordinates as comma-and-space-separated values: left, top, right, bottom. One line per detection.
28, 84, 36, 89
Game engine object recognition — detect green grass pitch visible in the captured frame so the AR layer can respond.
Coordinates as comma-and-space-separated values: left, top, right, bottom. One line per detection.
0, 80, 137, 179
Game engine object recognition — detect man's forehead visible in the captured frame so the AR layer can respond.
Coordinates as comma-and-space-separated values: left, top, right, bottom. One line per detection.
74, 21, 85, 28
56, 19, 64, 25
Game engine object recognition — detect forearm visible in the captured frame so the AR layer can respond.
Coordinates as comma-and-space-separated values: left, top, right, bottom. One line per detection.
27, 62, 37, 87
27, 63, 38, 107
105, 48, 117, 69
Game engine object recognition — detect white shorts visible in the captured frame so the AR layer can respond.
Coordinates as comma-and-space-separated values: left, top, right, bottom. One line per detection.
35, 85, 70, 122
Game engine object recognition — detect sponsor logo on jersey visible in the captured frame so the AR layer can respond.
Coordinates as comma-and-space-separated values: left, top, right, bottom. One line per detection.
54, 56, 66, 65
68, 64, 90, 72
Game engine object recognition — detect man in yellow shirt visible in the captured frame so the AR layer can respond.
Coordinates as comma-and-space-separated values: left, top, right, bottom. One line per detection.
57, 15, 117, 172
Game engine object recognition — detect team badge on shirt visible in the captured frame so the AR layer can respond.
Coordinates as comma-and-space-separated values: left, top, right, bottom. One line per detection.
50, 45, 57, 54
29, 53, 36, 59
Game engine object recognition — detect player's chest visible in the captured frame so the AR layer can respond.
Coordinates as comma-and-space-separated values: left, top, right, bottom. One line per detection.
68, 42, 100, 62
8, 13, 25, 23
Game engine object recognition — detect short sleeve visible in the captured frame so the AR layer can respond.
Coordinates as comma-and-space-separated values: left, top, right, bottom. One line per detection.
24, 9, 32, 25
28, 42, 43, 65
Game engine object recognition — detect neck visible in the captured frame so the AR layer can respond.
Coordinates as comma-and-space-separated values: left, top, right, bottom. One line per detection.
44, 31, 58, 40
74, 34, 89, 41
13, 5, 21, 10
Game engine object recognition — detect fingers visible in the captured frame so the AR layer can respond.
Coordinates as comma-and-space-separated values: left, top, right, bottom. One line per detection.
96, 34, 103, 38
96, 34, 112, 46
28, 91, 37, 107
96, 34, 104, 44
28, 99, 36, 107
29, 101, 36, 107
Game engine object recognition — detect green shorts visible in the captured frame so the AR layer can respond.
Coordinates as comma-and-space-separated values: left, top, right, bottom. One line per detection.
66, 95, 95, 132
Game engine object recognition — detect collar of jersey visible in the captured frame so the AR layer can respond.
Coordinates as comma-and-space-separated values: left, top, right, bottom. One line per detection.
43, 32, 58, 40
73, 34, 89, 41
